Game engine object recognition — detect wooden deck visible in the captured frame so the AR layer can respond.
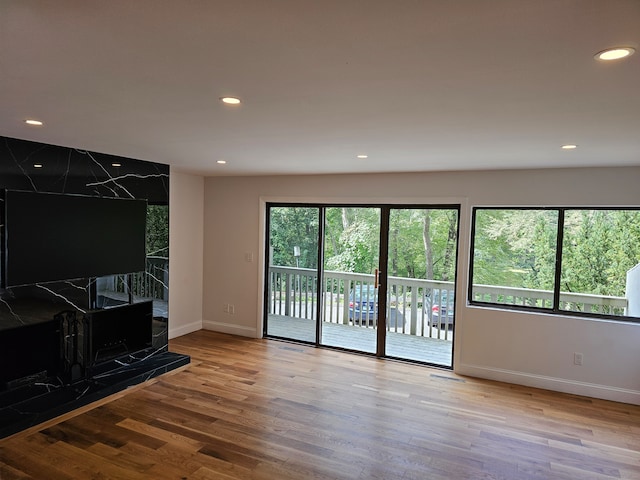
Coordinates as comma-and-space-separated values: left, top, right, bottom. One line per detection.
267, 314, 453, 366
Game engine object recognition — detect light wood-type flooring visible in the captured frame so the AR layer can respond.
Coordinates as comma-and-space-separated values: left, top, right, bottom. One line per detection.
1, 330, 639, 479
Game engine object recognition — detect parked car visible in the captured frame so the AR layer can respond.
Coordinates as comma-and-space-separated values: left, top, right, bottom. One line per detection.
424, 289, 454, 329
349, 285, 378, 325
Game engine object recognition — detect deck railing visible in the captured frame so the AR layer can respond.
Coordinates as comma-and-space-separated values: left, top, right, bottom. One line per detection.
268, 266, 457, 340
268, 266, 629, 340
471, 284, 628, 315
110, 256, 169, 301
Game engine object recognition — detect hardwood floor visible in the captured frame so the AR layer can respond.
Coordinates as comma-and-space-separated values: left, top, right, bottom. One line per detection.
1, 330, 639, 479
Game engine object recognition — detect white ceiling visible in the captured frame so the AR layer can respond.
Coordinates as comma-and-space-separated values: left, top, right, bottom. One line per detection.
1, 1, 639, 176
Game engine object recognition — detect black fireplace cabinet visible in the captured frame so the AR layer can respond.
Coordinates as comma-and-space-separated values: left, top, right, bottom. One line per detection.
0, 300, 154, 391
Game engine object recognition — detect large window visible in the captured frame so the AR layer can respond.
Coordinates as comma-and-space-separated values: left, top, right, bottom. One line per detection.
470, 208, 640, 321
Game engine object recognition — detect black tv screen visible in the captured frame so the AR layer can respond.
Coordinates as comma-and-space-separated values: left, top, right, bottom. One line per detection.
3, 190, 147, 287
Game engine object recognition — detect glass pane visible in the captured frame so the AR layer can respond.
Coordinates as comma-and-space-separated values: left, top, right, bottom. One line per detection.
560, 210, 640, 318
385, 208, 457, 366
321, 207, 380, 353
265, 206, 319, 342
96, 274, 129, 308
471, 209, 558, 309
97, 204, 170, 350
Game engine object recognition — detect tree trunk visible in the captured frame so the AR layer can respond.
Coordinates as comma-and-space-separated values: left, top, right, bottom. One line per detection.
441, 211, 457, 281
391, 225, 398, 277
423, 210, 434, 280
341, 208, 351, 229
390, 224, 398, 295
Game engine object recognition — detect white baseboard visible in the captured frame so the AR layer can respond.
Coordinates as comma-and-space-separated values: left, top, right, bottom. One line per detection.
202, 319, 258, 338
457, 363, 640, 405
168, 320, 203, 339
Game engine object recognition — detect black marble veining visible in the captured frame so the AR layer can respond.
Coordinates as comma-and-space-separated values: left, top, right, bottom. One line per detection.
0, 350, 189, 439
0, 136, 188, 438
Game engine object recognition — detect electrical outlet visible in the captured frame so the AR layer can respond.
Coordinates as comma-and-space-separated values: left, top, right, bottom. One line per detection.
223, 303, 229, 313
228, 304, 235, 315
573, 352, 583, 366
245, 252, 254, 262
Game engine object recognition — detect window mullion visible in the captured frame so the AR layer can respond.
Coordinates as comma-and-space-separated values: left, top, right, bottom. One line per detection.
315, 207, 325, 346
552, 209, 565, 312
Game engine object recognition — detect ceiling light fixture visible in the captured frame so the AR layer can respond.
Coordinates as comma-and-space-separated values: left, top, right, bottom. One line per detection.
111, 162, 122, 167
216, 160, 227, 164
33, 163, 43, 168
356, 154, 368, 159
220, 97, 241, 105
594, 47, 635, 61
25, 119, 43, 126
561, 144, 577, 150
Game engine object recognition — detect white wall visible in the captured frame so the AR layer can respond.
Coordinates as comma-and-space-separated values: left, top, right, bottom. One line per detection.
202, 166, 640, 404
627, 264, 640, 317
168, 169, 204, 338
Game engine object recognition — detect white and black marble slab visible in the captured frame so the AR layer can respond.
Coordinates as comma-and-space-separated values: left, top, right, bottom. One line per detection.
0, 136, 188, 437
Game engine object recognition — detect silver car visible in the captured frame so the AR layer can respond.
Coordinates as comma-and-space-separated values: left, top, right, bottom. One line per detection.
424, 289, 454, 328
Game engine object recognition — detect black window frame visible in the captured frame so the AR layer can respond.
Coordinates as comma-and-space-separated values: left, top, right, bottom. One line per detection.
468, 206, 640, 323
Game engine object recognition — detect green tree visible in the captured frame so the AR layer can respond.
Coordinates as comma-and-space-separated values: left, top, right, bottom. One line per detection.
147, 205, 169, 256
527, 213, 558, 290
324, 207, 380, 274
562, 210, 640, 297
473, 208, 640, 299
269, 207, 319, 268
472, 209, 558, 288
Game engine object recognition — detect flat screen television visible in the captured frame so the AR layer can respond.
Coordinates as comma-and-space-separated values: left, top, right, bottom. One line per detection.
3, 190, 147, 288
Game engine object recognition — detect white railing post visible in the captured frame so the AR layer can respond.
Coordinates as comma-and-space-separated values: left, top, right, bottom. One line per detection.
410, 290, 418, 336
342, 278, 351, 324
285, 272, 292, 317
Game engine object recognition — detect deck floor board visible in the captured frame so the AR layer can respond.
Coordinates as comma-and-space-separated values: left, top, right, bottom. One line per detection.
267, 314, 453, 366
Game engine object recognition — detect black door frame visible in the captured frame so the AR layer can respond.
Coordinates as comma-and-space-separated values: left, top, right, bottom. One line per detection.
263, 202, 460, 368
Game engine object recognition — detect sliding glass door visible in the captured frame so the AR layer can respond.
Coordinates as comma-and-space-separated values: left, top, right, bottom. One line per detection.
320, 207, 380, 354
384, 208, 458, 364
264, 206, 320, 342
264, 203, 459, 368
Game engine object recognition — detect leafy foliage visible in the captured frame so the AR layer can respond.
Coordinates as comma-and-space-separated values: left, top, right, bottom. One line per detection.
146, 205, 169, 257
324, 207, 380, 274
268, 205, 640, 314
473, 209, 640, 297
561, 210, 640, 296
269, 207, 319, 268
269, 206, 459, 281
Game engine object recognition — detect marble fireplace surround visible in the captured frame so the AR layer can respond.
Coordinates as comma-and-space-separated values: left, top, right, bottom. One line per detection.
0, 136, 189, 438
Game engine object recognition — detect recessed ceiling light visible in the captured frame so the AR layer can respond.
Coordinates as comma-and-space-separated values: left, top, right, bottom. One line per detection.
25, 119, 43, 126
595, 47, 635, 61
220, 97, 241, 105
216, 160, 227, 164
111, 162, 122, 167
356, 154, 368, 159
33, 163, 43, 168
561, 144, 577, 150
